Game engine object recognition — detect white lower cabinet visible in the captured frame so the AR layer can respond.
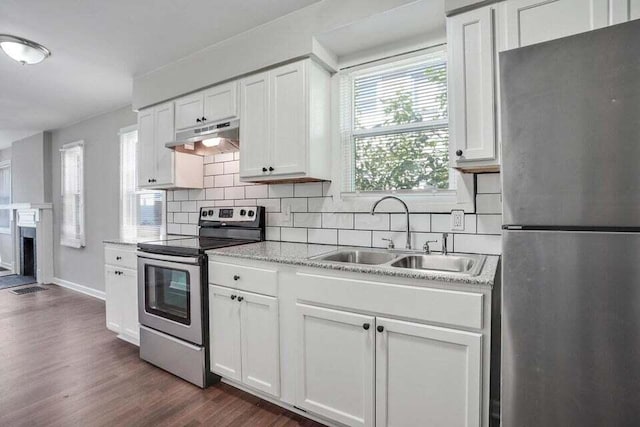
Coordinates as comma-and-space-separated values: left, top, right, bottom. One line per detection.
296, 304, 482, 427
296, 304, 375, 427
375, 317, 482, 427
105, 265, 139, 345
209, 285, 280, 397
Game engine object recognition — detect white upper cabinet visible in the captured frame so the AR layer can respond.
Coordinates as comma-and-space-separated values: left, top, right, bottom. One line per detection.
137, 102, 204, 189
448, 6, 498, 171
204, 81, 238, 123
175, 81, 239, 131
375, 317, 482, 427
499, 0, 617, 51
239, 58, 331, 182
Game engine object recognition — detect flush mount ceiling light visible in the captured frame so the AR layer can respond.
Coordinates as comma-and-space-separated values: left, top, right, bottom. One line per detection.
0, 34, 51, 65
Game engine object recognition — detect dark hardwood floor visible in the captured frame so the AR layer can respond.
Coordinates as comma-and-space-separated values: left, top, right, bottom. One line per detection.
0, 285, 325, 427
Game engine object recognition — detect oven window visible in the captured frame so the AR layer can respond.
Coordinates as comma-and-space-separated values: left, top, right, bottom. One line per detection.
144, 264, 191, 325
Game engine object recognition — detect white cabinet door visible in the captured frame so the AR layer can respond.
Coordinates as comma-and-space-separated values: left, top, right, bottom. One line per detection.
209, 285, 242, 381
137, 108, 155, 188
269, 61, 307, 176
500, 0, 613, 51
175, 92, 204, 130
296, 304, 375, 427
105, 266, 122, 333
239, 71, 270, 178
375, 317, 482, 427
448, 6, 497, 164
611, 0, 640, 23
120, 268, 139, 343
239, 291, 280, 397
153, 102, 175, 186
204, 81, 238, 123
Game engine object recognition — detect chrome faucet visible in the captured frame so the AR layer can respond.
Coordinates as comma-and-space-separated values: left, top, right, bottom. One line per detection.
371, 195, 411, 250
442, 232, 449, 255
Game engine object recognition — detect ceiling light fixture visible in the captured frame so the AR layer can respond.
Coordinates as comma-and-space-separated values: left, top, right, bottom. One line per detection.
0, 34, 51, 65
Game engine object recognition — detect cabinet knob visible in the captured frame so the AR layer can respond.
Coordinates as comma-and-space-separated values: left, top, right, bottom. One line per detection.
262, 167, 268, 172
148, 179, 151, 183
230, 295, 236, 300
237, 296, 244, 302
202, 116, 207, 121
377, 325, 384, 333
233, 275, 240, 281
268, 166, 274, 172
363, 323, 370, 330
196, 118, 201, 123
456, 149, 463, 156
116, 256, 122, 261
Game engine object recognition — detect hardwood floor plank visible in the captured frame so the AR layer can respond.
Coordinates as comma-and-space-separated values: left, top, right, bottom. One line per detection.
0, 285, 326, 427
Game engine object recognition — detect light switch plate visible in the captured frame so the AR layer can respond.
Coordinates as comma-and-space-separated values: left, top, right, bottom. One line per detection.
451, 210, 465, 231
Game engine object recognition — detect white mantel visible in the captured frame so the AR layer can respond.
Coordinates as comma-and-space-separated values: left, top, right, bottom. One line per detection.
11, 203, 53, 283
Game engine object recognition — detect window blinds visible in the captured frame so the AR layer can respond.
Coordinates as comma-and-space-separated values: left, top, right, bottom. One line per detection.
341, 49, 453, 192
120, 129, 165, 241
60, 142, 85, 248
0, 163, 11, 232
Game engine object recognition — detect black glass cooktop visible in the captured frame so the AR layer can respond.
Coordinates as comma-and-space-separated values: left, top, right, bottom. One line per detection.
138, 237, 254, 257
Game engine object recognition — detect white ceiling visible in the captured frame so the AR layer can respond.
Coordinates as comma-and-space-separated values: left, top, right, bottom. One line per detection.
0, 0, 320, 148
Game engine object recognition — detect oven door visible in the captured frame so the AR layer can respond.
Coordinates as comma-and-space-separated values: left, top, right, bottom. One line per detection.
137, 252, 203, 345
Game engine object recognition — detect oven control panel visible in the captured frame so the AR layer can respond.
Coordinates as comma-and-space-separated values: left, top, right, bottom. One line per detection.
199, 206, 258, 222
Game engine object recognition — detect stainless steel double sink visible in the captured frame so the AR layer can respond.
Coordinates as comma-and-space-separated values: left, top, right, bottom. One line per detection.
311, 249, 486, 276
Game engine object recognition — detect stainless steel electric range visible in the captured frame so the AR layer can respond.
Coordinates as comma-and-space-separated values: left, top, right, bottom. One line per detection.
137, 205, 265, 387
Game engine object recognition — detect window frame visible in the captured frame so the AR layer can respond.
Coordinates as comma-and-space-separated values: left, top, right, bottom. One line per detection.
119, 125, 166, 242
0, 160, 11, 235
60, 140, 85, 248
331, 45, 474, 213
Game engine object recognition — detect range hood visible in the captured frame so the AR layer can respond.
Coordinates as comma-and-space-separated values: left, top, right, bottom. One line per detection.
166, 119, 239, 155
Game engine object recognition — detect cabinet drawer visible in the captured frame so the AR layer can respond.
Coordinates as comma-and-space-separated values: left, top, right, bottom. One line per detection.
104, 245, 137, 270
209, 261, 277, 296
296, 273, 484, 330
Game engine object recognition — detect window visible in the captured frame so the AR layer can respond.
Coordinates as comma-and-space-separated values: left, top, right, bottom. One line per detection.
60, 141, 85, 248
0, 161, 11, 234
120, 126, 165, 241
341, 48, 454, 194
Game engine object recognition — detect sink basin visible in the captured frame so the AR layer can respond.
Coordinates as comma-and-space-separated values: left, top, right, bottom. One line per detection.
390, 254, 485, 275
314, 250, 398, 265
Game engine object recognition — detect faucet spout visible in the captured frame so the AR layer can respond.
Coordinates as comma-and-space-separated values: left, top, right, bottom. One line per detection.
370, 195, 411, 250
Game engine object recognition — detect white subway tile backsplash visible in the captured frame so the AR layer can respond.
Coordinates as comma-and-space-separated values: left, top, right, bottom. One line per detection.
188, 189, 205, 201
322, 213, 354, 229
307, 197, 334, 212
166, 192, 174, 202
294, 213, 322, 228
188, 212, 200, 224
244, 185, 268, 199
477, 215, 502, 235
308, 228, 338, 245
167, 223, 181, 234
476, 194, 502, 214
266, 226, 281, 241
224, 187, 245, 200
256, 198, 281, 212
282, 198, 307, 213
294, 182, 323, 197
281, 227, 307, 243
391, 214, 430, 232
167, 201, 181, 212
203, 176, 214, 188
174, 212, 188, 223
431, 213, 477, 234
215, 174, 234, 187
223, 160, 239, 174
215, 152, 234, 163
206, 188, 224, 200
234, 151, 240, 161
355, 213, 389, 230
338, 229, 371, 247
174, 190, 189, 201
234, 199, 257, 206
205, 163, 224, 176
203, 155, 214, 164
477, 173, 501, 194
268, 183, 294, 198
267, 212, 292, 227
181, 201, 197, 212
454, 234, 501, 255
181, 224, 198, 236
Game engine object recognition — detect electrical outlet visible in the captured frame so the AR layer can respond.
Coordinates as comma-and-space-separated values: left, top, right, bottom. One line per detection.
451, 210, 465, 231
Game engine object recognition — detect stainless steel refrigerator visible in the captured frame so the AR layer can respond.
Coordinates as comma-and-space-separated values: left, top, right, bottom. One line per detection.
500, 20, 640, 427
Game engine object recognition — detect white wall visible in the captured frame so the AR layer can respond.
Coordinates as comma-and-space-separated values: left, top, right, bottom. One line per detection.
0, 147, 13, 268
50, 106, 137, 291
167, 152, 502, 255
11, 132, 51, 204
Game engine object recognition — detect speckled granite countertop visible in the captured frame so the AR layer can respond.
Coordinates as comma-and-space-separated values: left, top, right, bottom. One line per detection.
207, 241, 499, 287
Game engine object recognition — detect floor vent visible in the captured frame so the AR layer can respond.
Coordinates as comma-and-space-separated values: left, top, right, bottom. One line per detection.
10, 286, 48, 295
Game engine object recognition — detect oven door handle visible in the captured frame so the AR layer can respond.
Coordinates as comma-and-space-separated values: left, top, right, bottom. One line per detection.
136, 251, 201, 265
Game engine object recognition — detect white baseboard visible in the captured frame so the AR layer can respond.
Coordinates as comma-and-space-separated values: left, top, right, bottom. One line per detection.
52, 277, 106, 300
